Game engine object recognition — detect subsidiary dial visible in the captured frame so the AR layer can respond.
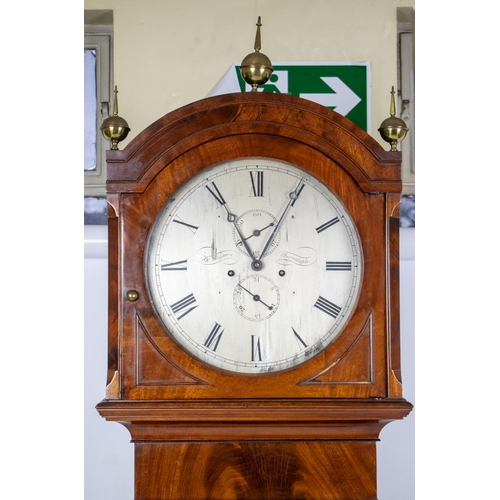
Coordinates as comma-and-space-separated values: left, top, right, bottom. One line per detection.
232, 209, 279, 259
233, 274, 280, 322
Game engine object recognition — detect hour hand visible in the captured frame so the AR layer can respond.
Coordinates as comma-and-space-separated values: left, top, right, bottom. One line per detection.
205, 182, 258, 268
228, 210, 255, 257
229, 212, 265, 271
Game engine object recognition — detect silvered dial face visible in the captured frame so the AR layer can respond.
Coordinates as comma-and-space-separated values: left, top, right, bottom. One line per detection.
146, 158, 363, 374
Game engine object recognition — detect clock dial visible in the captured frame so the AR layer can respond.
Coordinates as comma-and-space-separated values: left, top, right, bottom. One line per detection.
146, 158, 363, 374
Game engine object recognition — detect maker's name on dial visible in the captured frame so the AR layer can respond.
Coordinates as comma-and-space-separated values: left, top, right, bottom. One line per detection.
275, 247, 317, 266
196, 247, 240, 265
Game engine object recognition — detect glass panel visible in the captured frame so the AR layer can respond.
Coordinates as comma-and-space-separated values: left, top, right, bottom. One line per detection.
84, 49, 97, 171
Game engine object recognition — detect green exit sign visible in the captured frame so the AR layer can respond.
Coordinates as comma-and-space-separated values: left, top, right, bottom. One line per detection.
234, 63, 370, 131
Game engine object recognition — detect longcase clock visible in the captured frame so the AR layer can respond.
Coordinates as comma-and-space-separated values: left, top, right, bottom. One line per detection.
96, 92, 412, 500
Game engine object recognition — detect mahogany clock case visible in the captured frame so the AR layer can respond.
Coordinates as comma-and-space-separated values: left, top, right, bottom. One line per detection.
99, 92, 408, 402
96, 92, 413, 500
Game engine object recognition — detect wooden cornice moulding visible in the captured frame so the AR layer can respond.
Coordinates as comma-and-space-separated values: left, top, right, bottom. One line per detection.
105, 93, 401, 194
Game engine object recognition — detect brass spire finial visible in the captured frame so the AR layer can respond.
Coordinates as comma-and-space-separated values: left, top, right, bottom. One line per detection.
112, 85, 120, 115
240, 16, 273, 92
100, 85, 131, 150
378, 86, 408, 151
254, 16, 262, 52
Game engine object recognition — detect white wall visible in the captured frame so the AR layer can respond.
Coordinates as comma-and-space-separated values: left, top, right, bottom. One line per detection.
84, 0, 415, 150
84, 225, 415, 500
85, 226, 134, 500
83, 2, 414, 497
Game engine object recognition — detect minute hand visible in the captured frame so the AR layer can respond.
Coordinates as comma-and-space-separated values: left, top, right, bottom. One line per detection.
259, 181, 305, 261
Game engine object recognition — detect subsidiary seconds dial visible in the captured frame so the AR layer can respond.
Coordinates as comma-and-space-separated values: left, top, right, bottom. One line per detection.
146, 158, 363, 374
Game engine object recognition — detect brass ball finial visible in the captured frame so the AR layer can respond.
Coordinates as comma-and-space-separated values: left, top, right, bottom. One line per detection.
240, 16, 274, 92
100, 86, 131, 150
378, 87, 408, 151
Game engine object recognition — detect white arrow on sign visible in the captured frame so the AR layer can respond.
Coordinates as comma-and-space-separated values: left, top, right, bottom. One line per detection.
300, 77, 361, 115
